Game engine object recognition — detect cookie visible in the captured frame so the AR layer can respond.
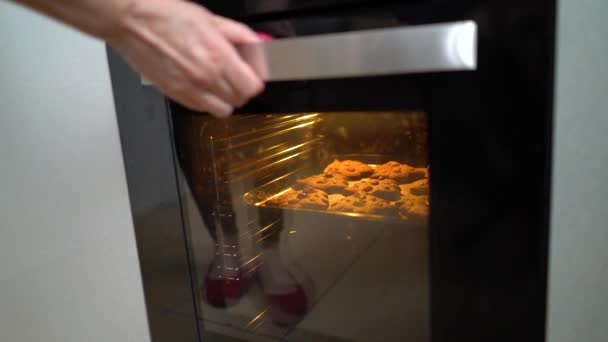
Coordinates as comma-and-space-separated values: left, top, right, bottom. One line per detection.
271, 187, 329, 210
421, 166, 430, 179
346, 178, 401, 201
296, 172, 350, 195
329, 192, 396, 216
401, 178, 430, 196
396, 195, 430, 220
371, 161, 426, 183
323, 160, 374, 180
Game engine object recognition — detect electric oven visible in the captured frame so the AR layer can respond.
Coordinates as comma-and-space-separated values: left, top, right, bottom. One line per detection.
107, 0, 556, 341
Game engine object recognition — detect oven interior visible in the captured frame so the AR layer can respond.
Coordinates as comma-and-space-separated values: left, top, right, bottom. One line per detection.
173, 111, 430, 341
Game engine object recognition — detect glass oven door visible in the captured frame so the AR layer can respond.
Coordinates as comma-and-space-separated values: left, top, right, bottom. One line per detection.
175, 109, 431, 341
172, 22, 462, 342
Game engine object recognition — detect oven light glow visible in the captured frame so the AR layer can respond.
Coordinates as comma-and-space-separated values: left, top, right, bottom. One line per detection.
295, 113, 319, 120
243, 254, 261, 265
245, 309, 268, 328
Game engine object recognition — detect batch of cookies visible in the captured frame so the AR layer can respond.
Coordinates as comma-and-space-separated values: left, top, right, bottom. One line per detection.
266, 159, 430, 221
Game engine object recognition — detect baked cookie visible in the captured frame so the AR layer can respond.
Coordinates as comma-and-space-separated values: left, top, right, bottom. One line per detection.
323, 160, 374, 180
271, 187, 329, 210
410, 178, 429, 196
346, 178, 401, 201
371, 161, 426, 183
329, 192, 396, 216
296, 172, 350, 194
401, 178, 430, 196
420, 166, 430, 179
396, 195, 430, 220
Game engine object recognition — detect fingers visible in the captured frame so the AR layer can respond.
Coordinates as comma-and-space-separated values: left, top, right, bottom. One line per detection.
220, 43, 265, 104
193, 92, 234, 118
155, 67, 235, 117
213, 16, 260, 45
169, 88, 234, 118
177, 18, 263, 110
185, 30, 263, 109
237, 41, 269, 81
213, 15, 269, 80
185, 42, 263, 110
114, 0, 265, 118
212, 16, 266, 103
211, 76, 241, 107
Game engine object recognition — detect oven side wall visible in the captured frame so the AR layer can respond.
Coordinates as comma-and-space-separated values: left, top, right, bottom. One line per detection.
547, 0, 608, 340
106, 48, 202, 341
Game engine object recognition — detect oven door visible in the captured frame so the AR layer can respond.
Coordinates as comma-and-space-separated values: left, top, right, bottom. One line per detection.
169, 10, 552, 342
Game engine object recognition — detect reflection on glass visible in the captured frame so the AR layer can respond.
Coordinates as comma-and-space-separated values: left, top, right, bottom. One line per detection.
174, 112, 429, 341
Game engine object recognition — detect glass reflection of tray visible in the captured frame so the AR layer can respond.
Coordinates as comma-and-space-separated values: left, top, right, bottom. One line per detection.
242, 154, 428, 225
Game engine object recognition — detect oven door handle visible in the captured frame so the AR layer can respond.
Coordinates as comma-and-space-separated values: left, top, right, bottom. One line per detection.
141, 21, 477, 85
238, 20, 477, 82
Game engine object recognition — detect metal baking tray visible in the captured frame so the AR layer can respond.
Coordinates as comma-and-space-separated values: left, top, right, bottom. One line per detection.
242, 154, 429, 226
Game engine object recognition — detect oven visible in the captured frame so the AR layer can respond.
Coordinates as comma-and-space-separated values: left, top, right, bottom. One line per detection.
107, 0, 556, 341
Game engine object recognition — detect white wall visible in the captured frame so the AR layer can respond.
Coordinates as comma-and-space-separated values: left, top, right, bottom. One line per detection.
0, 2, 151, 342
547, 0, 608, 341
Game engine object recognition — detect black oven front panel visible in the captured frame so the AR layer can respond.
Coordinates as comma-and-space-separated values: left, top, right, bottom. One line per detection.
109, 0, 557, 341
199, 0, 422, 20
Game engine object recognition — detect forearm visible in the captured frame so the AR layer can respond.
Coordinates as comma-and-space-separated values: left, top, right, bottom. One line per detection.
12, 0, 140, 41
11, 0, 264, 118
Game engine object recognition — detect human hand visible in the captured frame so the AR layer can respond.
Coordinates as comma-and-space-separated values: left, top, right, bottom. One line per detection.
108, 0, 265, 118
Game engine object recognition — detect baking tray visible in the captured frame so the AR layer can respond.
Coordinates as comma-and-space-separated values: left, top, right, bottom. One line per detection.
242, 154, 429, 227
